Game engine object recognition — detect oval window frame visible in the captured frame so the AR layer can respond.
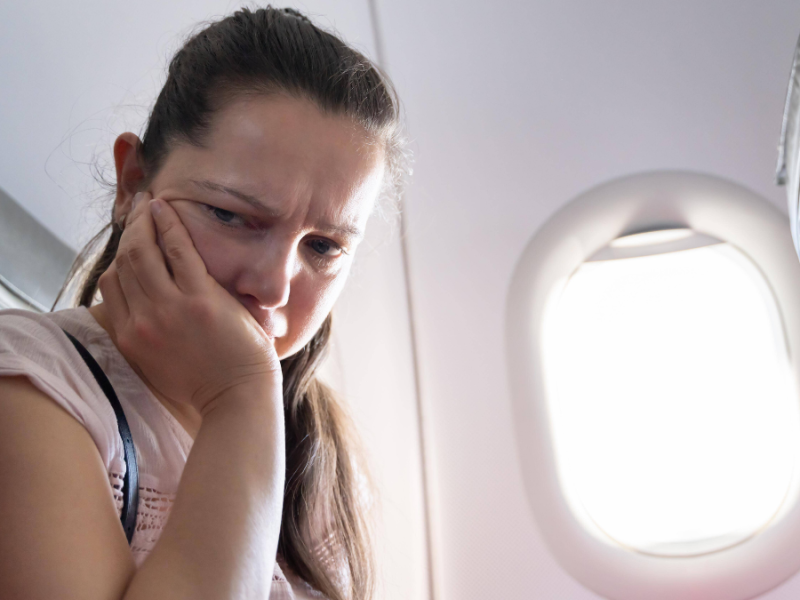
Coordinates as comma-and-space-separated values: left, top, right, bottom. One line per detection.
506, 171, 800, 600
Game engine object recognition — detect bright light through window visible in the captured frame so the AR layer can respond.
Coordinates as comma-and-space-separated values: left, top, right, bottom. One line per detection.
543, 241, 800, 556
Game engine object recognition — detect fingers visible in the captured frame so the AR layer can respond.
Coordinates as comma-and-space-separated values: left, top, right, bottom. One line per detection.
149, 198, 208, 294
122, 191, 152, 230
117, 192, 174, 300
115, 240, 151, 310
115, 192, 158, 310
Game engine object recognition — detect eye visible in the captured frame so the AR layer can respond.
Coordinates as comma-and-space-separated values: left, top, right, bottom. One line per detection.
308, 238, 344, 257
212, 207, 237, 223
202, 204, 246, 227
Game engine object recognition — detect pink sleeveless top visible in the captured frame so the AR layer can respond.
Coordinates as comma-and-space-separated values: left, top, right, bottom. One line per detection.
0, 307, 328, 599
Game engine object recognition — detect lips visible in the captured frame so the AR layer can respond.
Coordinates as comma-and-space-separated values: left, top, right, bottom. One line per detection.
233, 294, 287, 338
254, 314, 287, 339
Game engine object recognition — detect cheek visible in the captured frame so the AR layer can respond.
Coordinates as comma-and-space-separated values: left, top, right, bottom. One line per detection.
175, 214, 242, 291
170, 202, 352, 358
279, 267, 352, 357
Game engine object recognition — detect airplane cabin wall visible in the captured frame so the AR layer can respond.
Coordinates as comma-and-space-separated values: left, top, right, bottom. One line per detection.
373, 1, 800, 599
5, 1, 800, 599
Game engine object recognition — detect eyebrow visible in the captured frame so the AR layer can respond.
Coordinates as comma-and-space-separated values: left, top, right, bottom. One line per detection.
190, 179, 280, 216
189, 178, 364, 241
318, 220, 364, 242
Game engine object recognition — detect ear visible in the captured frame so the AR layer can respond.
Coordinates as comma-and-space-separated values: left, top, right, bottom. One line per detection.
113, 132, 145, 220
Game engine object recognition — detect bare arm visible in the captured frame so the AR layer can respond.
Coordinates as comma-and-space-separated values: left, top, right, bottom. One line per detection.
127, 384, 284, 600
0, 377, 284, 600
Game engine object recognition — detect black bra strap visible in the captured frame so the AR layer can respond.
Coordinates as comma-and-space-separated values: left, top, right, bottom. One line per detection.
62, 329, 139, 545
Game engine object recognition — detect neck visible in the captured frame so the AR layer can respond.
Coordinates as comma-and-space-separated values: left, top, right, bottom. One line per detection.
87, 302, 202, 440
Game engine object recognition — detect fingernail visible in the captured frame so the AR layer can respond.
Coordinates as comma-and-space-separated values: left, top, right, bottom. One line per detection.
149, 198, 162, 216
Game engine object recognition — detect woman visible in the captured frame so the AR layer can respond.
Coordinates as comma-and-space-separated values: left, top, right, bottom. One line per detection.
0, 7, 405, 600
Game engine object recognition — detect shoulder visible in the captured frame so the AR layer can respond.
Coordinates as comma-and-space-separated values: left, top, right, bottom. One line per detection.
0, 308, 119, 466
0, 306, 105, 356
0, 308, 72, 353
0, 375, 136, 599
0, 308, 92, 401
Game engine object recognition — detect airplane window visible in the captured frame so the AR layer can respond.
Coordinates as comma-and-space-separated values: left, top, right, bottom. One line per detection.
507, 172, 800, 599
542, 233, 800, 556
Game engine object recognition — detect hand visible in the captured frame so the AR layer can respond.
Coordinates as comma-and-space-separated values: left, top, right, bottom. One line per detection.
98, 192, 282, 416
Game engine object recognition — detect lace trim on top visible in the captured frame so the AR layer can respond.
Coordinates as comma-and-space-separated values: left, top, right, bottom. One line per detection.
109, 472, 176, 564
108, 472, 295, 591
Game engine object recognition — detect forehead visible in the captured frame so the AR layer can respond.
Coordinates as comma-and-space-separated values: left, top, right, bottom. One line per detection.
163, 93, 385, 226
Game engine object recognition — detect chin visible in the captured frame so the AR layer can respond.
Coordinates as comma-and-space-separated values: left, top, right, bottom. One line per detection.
275, 323, 328, 361
274, 338, 302, 361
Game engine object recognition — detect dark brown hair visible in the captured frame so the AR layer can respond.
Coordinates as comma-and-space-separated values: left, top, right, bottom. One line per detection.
63, 7, 407, 599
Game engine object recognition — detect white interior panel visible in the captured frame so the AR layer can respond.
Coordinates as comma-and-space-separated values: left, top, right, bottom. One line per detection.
374, 1, 800, 598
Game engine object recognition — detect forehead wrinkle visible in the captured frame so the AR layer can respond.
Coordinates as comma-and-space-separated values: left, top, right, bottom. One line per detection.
284, 169, 366, 242
292, 196, 364, 243
194, 176, 363, 242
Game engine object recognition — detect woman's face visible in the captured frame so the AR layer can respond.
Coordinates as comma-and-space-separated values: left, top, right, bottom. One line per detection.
142, 94, 385, 359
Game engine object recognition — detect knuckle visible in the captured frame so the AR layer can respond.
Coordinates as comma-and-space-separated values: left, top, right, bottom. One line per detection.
131, 316, 162, 348
114, 253, 129, 272
126, 244, 145, 265
159, 212, 176, 228
116, 331, 135, 356
159, 218, 178, 238
165, 242, 184, 262
131, 317, 152, 340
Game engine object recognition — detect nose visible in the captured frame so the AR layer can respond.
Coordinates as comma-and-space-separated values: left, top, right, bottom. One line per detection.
235, 239, 295, 309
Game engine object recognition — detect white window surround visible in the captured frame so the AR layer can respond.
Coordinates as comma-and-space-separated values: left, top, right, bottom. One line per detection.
505, 171, 800, 600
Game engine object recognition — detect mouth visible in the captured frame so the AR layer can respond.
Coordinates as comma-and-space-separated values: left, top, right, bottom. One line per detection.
237, 297, 287, 339
259, 320, 287, 340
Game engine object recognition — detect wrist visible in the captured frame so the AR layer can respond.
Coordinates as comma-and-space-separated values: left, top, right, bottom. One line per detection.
199, 379, 283, 421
